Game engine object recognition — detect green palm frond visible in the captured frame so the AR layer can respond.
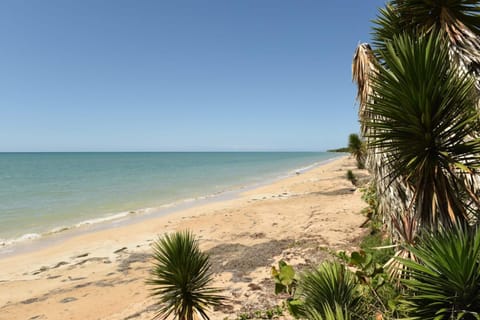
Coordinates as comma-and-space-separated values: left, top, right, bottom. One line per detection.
398, 224, 480, 319
147, 230, 225, 320
299, 261, 365, 320
348, 133, 366, 169
308, 303, 352, 320
372, 4, 404, 53
364, 31, 480, 228
373, 0, 480, 79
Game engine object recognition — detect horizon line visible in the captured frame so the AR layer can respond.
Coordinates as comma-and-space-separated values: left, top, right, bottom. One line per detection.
0, 149, 334, 153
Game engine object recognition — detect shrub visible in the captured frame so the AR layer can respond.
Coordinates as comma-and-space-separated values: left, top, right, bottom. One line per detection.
147, 230, 225, 320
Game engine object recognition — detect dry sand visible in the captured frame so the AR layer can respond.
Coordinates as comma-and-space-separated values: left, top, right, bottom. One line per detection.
0, 156, 369, 320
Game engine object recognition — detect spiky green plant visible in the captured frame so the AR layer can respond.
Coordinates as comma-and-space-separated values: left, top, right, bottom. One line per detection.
298, 261, 365, 319
364, 31, 480, 229
346, 170, 358, 186
348, 134, 366, 169
399, 224, 480, 319
353, 0, 480, 237
307, 303, 351, 320
147, 230, 225, 320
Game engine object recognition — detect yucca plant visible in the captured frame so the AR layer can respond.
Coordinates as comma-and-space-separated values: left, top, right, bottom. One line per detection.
352, 0, 480, 235
364, 31, 480, 229
147, 230, 225, 320
399, 224, 480, 319
298, 261, 365, 319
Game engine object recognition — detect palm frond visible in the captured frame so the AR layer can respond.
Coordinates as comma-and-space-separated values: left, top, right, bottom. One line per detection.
299, 261, 366, 319
398, 224, 480, 319
373, 0, 480, 86
353, 43, 377, 110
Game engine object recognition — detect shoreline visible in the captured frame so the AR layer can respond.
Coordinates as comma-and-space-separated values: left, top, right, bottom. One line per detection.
0, 154, 344, 259
0, 155, 368, 320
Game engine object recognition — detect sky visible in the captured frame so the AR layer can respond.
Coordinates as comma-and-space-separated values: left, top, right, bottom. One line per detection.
0, 0, 386, 152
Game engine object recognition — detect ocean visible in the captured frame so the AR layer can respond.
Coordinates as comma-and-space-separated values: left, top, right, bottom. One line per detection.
0, 152, 338, 248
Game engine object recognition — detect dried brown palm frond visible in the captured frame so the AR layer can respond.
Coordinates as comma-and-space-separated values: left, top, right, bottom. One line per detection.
352, 43, 377, 131
390, 0, 480, 88
384, 212, 418, 286
443, 13, 480, 89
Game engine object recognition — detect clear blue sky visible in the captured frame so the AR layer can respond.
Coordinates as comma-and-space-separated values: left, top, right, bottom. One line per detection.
0, 1, 386, 152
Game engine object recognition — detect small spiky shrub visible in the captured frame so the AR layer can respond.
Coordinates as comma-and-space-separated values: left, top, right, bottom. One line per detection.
346, 170, 358, 186
348, 134, 366, 169
400, 224, 480, 319
299, 261, 365, 319
147, 230, 225, 320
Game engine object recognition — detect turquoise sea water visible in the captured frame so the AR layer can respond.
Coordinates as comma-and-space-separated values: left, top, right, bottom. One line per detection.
0, 152, 338, 246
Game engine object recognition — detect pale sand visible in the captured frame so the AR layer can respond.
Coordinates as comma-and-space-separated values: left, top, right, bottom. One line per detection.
0, 156, 369, 320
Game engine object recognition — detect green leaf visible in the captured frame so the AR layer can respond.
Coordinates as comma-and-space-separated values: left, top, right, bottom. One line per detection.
275, 282, 286, 295
279, 264, 295, 286
350, 251, 366, 265
287, 299, 304, 318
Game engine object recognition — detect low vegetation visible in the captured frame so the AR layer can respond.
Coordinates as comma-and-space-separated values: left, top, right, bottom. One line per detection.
347, 134, 365, 169
148, 230, 225, 320
346, 170, 357, 186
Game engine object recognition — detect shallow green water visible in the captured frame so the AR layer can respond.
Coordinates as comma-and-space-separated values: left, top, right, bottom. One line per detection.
0, 152, 338, 244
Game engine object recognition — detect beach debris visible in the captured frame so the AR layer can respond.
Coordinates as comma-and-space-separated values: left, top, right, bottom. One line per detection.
68, 276, 87, 281
52, 261, 69, 269
60, 297, 77, 303
73, 253, 89, 259
248, 283, 262, 291
32, 266, 49, 275
75, 282, 92, 289
114, 247, 128, 254
250, 232, 265, 239
21, 297, 40, 304
75, 257, 110, 265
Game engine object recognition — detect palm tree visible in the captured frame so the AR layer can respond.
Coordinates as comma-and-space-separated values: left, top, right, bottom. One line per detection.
147, 230, 225, 320
352, 0, 480, 233
348, 133, 366, 169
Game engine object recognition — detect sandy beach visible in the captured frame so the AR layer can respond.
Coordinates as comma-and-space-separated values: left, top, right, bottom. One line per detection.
0, 156, 369, 320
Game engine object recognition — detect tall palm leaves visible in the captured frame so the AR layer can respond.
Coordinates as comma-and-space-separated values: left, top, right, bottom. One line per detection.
352, 0, 480, 232
147, 231, 224, 320
366, 32, 480, 228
